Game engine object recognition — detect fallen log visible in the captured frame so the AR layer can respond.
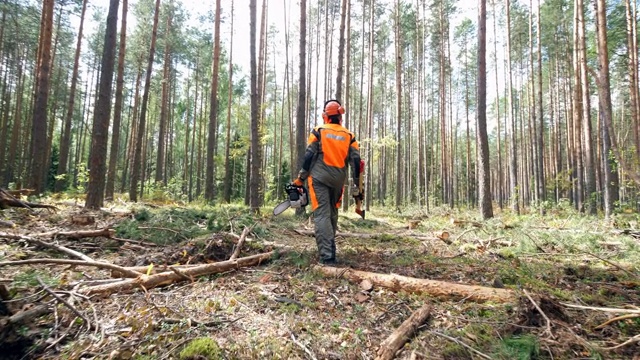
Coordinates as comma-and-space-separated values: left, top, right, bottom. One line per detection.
313, 266, 516, 303
84, 250, 285, 296
34, 228, 115, 240
0, 188, 57, 212
376, 303, 431, 360
7, 304, 51, 325
111, 264, 202, 278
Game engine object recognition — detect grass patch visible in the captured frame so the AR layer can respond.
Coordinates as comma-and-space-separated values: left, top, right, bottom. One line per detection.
13, 269, 58, 288
492, 335, 539, 360
115, 204, 269, 245
179, 337, 222, 360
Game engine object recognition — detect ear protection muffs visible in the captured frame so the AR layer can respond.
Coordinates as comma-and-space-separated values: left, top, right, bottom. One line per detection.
322, 100, 345, 124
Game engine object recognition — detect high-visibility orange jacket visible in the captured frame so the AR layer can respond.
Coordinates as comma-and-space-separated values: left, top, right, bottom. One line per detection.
298, 123, 361, 189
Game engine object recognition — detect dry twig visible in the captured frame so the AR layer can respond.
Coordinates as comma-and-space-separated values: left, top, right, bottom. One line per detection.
0, 258, 142, 278
560, 302, 640, 314
595, 314, 640, 329
602, 334, 640, 350
290, 331, 318, 360
230, 226, 252, 260
37, 277, 93, 330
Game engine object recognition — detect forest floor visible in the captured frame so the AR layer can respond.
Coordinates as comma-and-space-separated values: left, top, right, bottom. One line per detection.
1, 196, 640, 360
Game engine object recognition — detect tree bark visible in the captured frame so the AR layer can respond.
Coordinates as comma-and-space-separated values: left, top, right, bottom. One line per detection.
296, 0, 307, 174
595, 0, 618, 217
249, 0, 264, 212
313, 266, 515, 303
205, 0, 222, 201
56, 0, 88, 193
156, 4, 173, 185
394, 0, 403, 208
375, 303, 431, 360
577, 0, 595, 214
505, 0, 518, 214
477, 0, 493, 219
83, 251, 282, 296
335, 0, 347, 101
85, 0, 119, 209
130, 0, 161, 202
536, 0, 545, 208
29, 0, 55, 194
223, 0, 235, 203
572, 0, 585, 211
0, 258, 140, 278
105, 0, 128, 200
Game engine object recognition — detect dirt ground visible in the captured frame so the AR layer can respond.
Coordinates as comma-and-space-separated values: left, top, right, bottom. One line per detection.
1, 202, 640, 359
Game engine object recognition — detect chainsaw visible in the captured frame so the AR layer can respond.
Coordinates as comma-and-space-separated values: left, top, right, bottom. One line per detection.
273, 183, 309, 216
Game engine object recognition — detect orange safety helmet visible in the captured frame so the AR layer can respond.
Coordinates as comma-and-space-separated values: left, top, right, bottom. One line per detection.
322, 99, 345, 124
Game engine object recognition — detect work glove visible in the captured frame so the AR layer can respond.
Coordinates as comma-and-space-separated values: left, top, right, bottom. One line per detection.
292, 177, 304, 187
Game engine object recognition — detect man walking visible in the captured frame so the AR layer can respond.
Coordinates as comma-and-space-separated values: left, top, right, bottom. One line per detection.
292, 99, 362, 264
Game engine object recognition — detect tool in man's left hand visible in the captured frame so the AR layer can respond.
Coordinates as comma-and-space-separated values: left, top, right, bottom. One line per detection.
273, 182, 309, 216
353, 160, 365, 219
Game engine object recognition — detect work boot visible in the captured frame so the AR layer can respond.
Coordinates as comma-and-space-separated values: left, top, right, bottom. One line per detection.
320, 257, 336, 265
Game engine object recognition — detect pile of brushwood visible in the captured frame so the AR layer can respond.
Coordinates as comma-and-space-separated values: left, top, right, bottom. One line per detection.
1, 194, 640, 359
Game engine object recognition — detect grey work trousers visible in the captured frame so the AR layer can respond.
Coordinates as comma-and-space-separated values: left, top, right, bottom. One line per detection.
310, 178, 341, 261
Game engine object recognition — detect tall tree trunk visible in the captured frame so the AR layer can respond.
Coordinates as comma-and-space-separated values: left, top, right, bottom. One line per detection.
129, 0, 161, 202
492, 0, 502, 209
223, 0, 235, 203
335, 0, 347, 101
188, 59, 199, 201
123, 67, 142, 193
595, 0, 618, 217
572, 0, 585, 211
505, 0, 518, 213
296, 0, 307, 174
249, 0, 264, 212
536, 0, 545, 208
477, 0, 493, 219
85, 0, 119, 209
156, 4, 173, 185
577, 0, 595, 214
527, 0, 539, 206
205, 0, 222, 201
56, 0, 87, 192
626, 0, 640, 162
6, 51, 24, 186
342, 0, 352, 212
105, 0, 127, 200
366, 0, 375, 210
394, 0, 403, 208
29, 0, 55, 194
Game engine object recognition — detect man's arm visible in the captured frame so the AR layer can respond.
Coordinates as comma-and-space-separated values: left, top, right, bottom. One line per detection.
295, 129, 321, 182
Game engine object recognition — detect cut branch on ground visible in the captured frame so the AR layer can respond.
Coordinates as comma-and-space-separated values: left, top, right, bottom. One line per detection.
375, 303, 431, 360
83, 250, 285, 295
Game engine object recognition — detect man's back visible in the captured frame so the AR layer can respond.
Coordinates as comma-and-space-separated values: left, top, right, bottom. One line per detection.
307, 123, 359, 188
